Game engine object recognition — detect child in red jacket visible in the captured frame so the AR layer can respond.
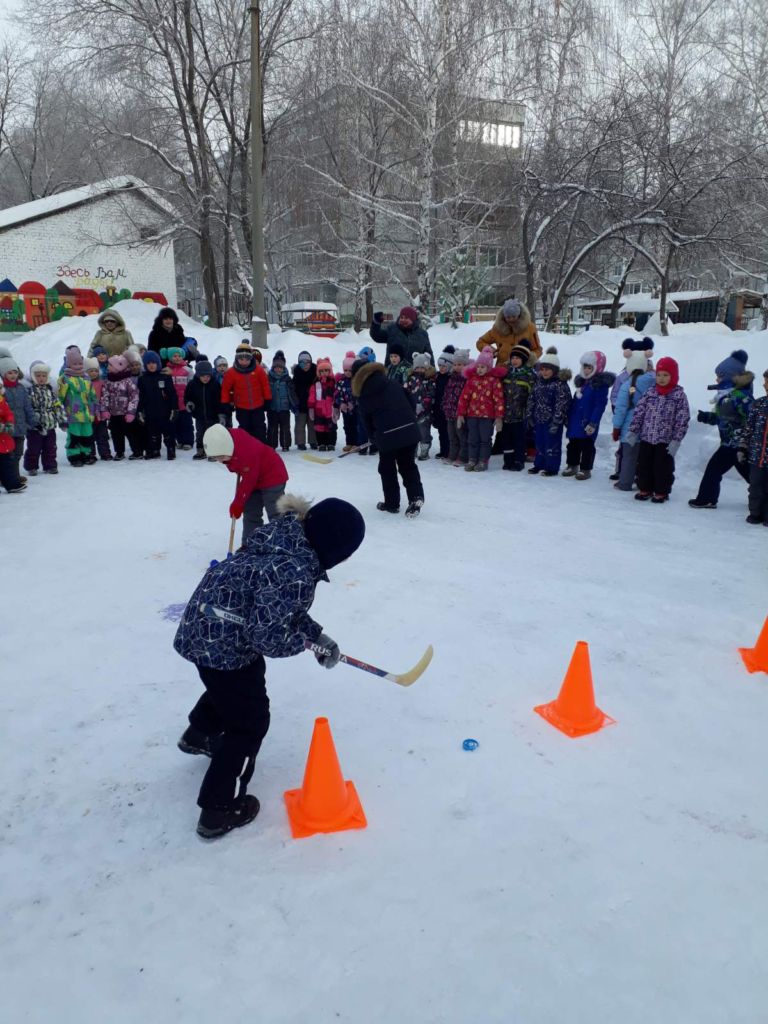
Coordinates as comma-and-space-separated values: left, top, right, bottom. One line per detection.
203, 424, 289, 543
456, 346, 505, 471
220, 342, 272, 443
308, 356, 337, 451
0, 389, 25, 492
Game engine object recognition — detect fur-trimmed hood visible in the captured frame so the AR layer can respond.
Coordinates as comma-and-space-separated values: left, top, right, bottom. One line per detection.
574, 371, 615, 390
731, 370, 755, 390
277, 493, 311, 519
352, 361, 386, 397
493, 302, 532, 337
542, 367, 572, 383
462, 363, 506, 380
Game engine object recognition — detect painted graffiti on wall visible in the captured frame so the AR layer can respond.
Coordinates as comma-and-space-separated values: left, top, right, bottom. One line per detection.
0, 276, 168, 332
56, 265, 130, 290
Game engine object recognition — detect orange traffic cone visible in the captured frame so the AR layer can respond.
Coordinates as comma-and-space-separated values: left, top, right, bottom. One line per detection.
534, 641, 615, 738
739, 617, 768, 674
284, 717, 367, 839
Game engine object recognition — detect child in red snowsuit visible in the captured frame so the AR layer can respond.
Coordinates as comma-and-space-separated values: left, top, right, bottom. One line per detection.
456, 346, 505, 471
203, 424, 289, 543
308, 356, 337, 450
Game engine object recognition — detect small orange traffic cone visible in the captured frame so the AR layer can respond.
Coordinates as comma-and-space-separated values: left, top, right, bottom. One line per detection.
284, 717, 367, 839
739, 617, 768, 674
534, 641, 615, 738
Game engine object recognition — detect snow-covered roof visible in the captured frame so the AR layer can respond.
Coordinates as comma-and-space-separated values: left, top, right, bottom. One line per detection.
281, 302, 339, 314
619, 295, 679, 313
667, 290, 718, 302
0, 177, 175, 233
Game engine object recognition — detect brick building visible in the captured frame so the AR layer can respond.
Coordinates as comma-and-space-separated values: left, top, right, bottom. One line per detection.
0, 177, 177, 333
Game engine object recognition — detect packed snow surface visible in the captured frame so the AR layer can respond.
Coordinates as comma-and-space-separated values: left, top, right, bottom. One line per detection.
2, 316, 768, 1022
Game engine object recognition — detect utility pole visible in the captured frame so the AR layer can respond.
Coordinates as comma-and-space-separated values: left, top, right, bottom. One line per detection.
250, 0, 268, 348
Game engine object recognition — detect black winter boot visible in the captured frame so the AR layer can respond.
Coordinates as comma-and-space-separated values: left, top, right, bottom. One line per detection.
167, 447, 176, 461
193, 450, 207, 460
377, 501, 400, 513
178, 726, 222, 758
197, 795, 260, 840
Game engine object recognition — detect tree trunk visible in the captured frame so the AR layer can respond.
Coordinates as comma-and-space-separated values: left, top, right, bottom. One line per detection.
659, 243, 674, 337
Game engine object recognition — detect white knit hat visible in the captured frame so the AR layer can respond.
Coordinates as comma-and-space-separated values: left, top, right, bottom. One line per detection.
203, 423, 235, 458
83, 357, 100, 373
625, 351, 647, 375
539, 347, 560, 370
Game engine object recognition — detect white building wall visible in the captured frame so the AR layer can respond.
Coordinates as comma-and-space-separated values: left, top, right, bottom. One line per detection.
0, 192, 176, 306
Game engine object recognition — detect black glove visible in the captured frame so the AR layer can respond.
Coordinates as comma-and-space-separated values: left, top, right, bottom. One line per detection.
170, 409, 179, 422
697, 410, 710, 424
373, 312, 384, 324
314, 633, 340, 669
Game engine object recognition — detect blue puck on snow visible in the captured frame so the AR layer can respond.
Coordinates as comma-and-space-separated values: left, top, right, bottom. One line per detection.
463, 739, 479, 751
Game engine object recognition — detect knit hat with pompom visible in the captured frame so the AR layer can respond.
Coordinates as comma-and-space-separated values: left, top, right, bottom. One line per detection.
476, 346, 495, 370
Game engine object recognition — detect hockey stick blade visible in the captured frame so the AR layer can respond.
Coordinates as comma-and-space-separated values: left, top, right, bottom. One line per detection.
304, 640, 434, 687
301, 453, 334, 464
301, 442, 371, 466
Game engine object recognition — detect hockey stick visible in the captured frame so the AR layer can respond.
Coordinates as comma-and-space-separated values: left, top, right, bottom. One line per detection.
227, 474, 241, 555
198, 603, 433, 687
302, 441, 371, 465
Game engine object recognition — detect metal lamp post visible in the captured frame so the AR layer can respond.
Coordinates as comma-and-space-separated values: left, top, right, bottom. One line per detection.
250, 0, 268, 349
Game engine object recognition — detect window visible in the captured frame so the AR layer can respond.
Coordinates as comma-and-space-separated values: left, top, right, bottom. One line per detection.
459, 119, 521, 149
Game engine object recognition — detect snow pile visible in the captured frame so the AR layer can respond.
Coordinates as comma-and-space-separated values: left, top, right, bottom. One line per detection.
2, 315, 767, 1022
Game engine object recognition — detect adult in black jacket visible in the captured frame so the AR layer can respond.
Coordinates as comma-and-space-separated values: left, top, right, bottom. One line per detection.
370, 306, 434, 367
137, 350, 179, 458
291, 350, 317, 450
352, 359, 424, 516
148, 307, 187, 366
184, 360, 222, 457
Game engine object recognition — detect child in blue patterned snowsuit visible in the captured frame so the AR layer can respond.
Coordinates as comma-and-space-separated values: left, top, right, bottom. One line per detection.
174, 494, 365, 840
689, 349, 753, 510
526, 348, 571, 476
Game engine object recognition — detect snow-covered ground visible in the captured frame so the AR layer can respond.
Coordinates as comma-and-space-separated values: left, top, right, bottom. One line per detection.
2, 315, 768, 1023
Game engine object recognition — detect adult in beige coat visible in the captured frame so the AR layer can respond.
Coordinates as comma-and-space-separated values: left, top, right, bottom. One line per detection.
88, 309, 135, 358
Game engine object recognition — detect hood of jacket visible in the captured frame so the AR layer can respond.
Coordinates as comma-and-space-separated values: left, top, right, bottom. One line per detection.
98, 308, 128, 332
493, 302, 532, 338
574, 370, 615, 391
244, 507, 325, 582
352, 361, 387, 398
462, 364, 506, 381
730, 370, 754, 391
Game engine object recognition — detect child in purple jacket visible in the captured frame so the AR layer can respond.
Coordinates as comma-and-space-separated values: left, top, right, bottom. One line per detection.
101, 354, 139, 461
626, 357, 690, 503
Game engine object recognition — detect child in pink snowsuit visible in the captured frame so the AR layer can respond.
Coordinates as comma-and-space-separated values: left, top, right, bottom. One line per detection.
101, 355, 139, 460
308, 356, 337, 451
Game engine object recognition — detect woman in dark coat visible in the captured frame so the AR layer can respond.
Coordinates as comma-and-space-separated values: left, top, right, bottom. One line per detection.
148, 307, 187, 366
370, 306, 434, 366
351, 359, 424, 517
